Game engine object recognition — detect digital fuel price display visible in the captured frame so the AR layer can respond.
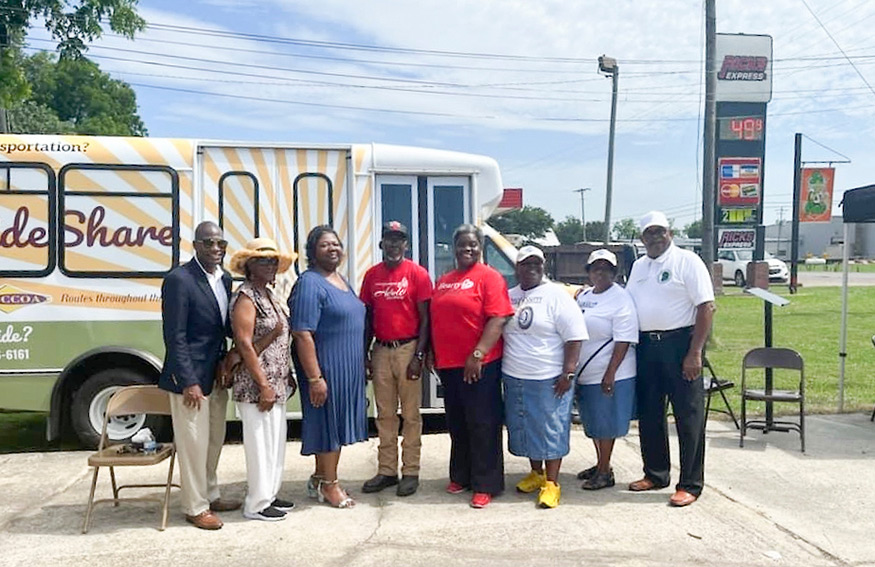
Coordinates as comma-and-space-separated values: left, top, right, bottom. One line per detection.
718, 116, 764, 141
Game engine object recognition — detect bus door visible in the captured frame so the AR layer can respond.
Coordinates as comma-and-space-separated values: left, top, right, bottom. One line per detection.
374, 174, 470, 409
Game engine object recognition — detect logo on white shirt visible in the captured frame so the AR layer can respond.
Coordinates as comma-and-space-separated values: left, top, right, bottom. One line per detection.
437, 278, 474, 291
517, 306, 534, 330
373, 277, 409, 300
658, 269, 671, 283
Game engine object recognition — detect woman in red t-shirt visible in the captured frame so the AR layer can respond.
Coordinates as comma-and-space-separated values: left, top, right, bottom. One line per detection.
430, 224, 514, 509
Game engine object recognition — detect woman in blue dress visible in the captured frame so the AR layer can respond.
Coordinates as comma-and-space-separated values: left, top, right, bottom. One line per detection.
290, 225, 367, 508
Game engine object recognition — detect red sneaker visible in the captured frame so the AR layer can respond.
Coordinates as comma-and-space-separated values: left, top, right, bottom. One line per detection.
446, 481, 467, 495
470, 492, 492, 508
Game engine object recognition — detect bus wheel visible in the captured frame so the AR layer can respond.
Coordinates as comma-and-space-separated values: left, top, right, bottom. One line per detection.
71, 369, 162, 448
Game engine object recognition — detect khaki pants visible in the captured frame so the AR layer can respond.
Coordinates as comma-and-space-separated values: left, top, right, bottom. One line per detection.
372, 341, 422, 476
169, 386, 229, 516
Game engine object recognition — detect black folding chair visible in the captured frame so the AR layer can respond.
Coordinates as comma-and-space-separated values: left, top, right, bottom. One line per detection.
740, 347, 805, 452
704, 356, 739, 429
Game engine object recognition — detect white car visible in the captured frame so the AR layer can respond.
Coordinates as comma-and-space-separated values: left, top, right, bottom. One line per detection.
717, 249, 789, 287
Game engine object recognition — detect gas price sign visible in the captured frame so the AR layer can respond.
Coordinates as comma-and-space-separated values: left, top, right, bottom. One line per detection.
719, 116, 764, 141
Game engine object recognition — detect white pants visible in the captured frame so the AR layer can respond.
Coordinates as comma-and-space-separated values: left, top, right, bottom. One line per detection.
237, 401, 287, 515
168, 387, 228, 516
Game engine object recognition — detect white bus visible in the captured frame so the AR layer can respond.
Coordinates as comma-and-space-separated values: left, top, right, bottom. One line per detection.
0, 135, 518, 446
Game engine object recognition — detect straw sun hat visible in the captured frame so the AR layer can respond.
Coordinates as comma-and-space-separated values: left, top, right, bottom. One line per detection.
229, 237, 296, 275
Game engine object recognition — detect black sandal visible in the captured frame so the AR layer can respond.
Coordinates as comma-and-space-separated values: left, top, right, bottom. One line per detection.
582, 471, 616, 490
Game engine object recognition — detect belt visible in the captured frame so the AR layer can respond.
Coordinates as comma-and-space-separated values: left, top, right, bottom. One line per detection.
375, 337, 418, 348
640, 326, 693, 342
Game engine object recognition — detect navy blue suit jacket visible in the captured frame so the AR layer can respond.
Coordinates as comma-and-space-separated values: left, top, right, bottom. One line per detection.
158, 260, 232, 396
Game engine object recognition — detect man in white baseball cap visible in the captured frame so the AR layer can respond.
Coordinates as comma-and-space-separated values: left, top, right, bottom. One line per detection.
624, 211, 715, 507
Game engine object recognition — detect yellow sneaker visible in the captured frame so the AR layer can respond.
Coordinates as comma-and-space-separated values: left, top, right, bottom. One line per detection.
516, 470, 547, 493
538, 481, 561, 508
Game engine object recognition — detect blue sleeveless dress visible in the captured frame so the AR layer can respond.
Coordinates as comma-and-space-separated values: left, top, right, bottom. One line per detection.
289, 269, 368, 455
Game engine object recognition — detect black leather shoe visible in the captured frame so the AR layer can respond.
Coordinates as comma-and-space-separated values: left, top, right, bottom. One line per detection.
396, 475, 419, 497
362, 474, 399, 493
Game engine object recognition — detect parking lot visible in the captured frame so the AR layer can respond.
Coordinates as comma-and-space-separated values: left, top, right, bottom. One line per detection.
1, 413, 874, 567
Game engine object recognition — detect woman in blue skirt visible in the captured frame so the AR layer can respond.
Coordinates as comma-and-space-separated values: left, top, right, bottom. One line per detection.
290, 225, 367, 508
575, 249, 639, 490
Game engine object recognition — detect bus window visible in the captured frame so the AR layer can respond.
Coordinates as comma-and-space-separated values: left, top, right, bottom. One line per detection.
0, 163, 55, 277
483, 236, 516, 288
59, 164, 179, 278
292, 173, 333, 275
428, 178, 469, 279
219, 171, 259, 265
377, 176, 418, 262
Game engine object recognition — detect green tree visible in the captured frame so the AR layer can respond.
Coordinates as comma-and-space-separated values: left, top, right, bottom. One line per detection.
488, 206, 554, 240
7, 100, 74, 134
613, 218, 638, 241
554, 216, 583, 245
683, 219, 703, 239
13, 52, 146, 135
585, 220, 607, 242
0, 0, 145, 112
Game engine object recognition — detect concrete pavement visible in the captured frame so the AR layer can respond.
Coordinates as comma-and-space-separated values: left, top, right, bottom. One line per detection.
1, 414, 874, 567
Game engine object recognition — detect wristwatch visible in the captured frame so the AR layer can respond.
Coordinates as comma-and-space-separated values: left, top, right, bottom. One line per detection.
564, 372, 576, 382
472, 349, 484, 360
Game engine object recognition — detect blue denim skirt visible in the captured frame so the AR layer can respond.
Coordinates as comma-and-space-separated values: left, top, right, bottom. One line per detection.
575, 378, 636, 439
503, 374, 573, 460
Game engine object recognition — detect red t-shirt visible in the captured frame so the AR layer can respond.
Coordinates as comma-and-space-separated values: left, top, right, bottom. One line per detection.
360, 259, 434, 341
430, 263, 514, 369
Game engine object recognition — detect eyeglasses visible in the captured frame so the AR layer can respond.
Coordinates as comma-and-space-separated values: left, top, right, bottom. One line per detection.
196, 238, 228, 249
252, 257, 279, 266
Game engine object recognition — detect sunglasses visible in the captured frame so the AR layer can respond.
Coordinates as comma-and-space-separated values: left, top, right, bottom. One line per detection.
196, 238, 228, 249
252, 257, 279, 266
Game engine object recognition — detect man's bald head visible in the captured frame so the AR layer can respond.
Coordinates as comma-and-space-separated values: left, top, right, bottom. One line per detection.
193, 222, 226, 272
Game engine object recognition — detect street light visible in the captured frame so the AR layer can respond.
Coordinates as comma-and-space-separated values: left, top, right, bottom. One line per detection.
598, 54, 619, 245
573, 187, 591, 242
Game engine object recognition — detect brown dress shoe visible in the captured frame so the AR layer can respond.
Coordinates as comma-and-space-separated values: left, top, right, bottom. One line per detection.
628, 477, 669, 492
669, 490, 698, 507
209, 498, 242, 512
185, 510, 223, 530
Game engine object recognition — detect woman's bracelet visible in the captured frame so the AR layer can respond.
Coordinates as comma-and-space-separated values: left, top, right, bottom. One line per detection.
308, 375, 324, 384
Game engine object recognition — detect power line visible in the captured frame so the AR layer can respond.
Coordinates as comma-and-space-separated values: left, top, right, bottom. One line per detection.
799, 0, 875, 97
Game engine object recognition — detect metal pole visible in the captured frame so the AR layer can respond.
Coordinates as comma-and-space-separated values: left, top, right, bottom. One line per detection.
701, 0, 717, 272
604, 68, 618, 245
790, 133, 802, 294
839, 222, 850, 412
574, 188, 590, 242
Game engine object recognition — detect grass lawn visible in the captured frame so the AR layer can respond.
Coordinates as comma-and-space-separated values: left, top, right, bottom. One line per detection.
708, 285, 875, 416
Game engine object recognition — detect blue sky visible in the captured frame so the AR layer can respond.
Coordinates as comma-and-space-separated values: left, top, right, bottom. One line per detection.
25, 0, 875, 229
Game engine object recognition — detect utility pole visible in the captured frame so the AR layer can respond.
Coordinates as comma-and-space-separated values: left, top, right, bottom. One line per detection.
573, 187, 591, 242
701, 0, 717, 272
598, 55, 619, 245
790, 132, 802, 294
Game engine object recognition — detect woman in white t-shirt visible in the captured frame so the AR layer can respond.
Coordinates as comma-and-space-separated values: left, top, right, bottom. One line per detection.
575, 249, 639, 490
502, 246, 588, 509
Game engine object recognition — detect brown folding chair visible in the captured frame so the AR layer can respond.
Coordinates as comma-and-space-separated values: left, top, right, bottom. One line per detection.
740, 347, 805, 452
82, 385, 178, 533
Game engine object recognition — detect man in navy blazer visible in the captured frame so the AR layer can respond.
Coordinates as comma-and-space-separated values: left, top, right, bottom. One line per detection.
159, 221, 240, 530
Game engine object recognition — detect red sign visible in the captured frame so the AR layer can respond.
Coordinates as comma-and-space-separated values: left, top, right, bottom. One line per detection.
498, 188, 523, 210
799, 168, 835, 223
718, 157, 761, 207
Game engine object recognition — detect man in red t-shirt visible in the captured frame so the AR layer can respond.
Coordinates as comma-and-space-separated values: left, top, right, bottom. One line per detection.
359, 221, 433, 497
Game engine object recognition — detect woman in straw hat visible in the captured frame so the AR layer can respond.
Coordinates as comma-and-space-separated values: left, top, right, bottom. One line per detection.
228, 237, 297, 521
290, 225, 367, 509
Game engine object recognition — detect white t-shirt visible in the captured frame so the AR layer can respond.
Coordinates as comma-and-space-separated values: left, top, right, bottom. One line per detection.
576, 284, 639, 385
503, 282, 588, 380
626, 244, 715, 332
